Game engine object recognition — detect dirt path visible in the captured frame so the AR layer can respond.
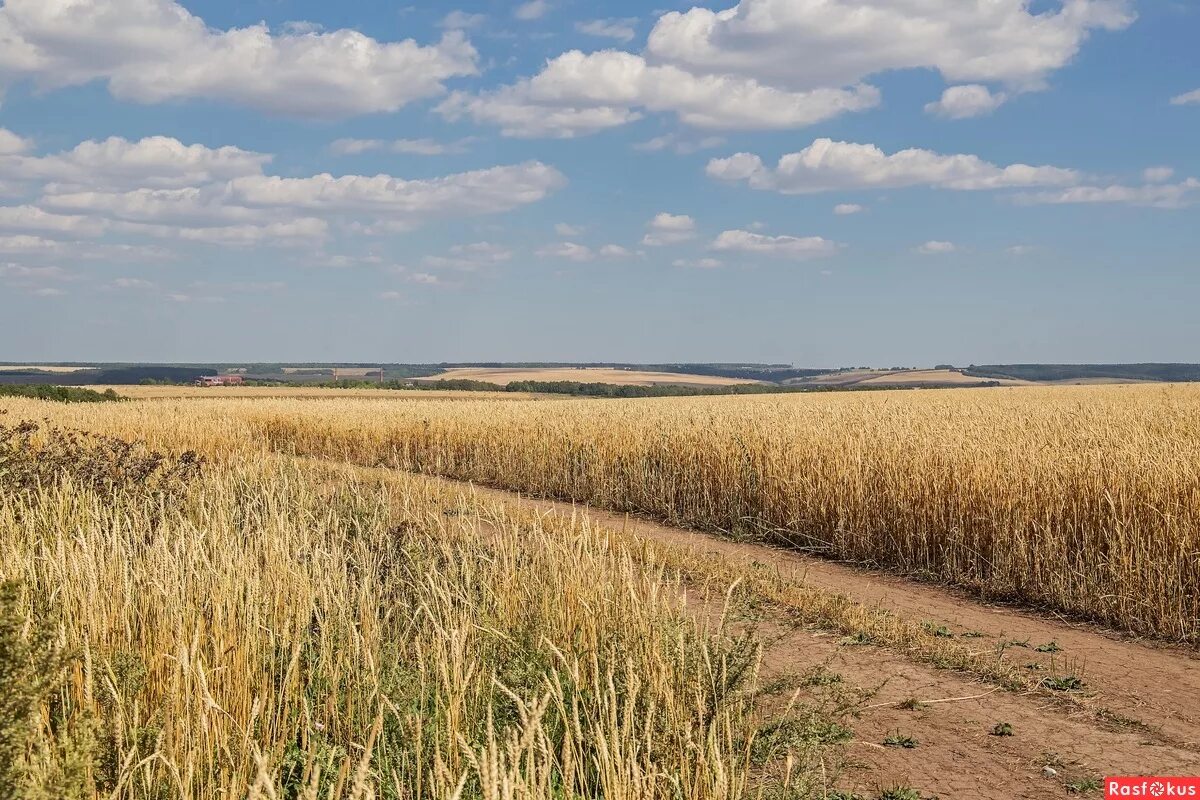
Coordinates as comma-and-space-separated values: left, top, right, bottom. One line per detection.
423, 476, 1200, 797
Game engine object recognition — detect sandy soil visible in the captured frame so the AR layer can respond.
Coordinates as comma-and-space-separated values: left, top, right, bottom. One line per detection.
0, 365, 89, 372
429, 476, 1200, 797
423, 367, 763, 386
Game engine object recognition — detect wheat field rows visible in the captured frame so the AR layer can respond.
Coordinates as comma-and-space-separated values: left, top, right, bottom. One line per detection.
4, 383, 1199, 642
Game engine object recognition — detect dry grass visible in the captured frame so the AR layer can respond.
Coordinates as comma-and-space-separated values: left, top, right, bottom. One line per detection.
424, 367, 761, 386
0, 365, 89, 373
4, 383, 1198, 642
3, 422, 837, 799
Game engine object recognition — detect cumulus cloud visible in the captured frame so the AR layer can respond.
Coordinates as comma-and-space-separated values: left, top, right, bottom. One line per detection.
711, 229, 840, 260
598, 244, 632, 258
925, 85, 1008, 119
576, 18, 637, 43
422, 242, 513, 271
440, 10, 486, 30
536, 241, 595, 261
437, 50, 879, 137
1015, 178, 1200, 209
555, 223, 584, 236
833, 203, 864, 215
1, 136, 271, 190
536, 241, 632, 261
0, 128, 33, 155
1170, 89, 1200, 106
514, 0, 551, 21
646, 0, 1133, 92
330, 138, 471, 156
672, 257, 723, 269
1143, 167, 1175, 183
916, 240, 957, 254
0, 0, 478, 116
633, 133, 725, 155
707, 138, 1079, 194
0, 205, 109, 236
642, 212, 697, 246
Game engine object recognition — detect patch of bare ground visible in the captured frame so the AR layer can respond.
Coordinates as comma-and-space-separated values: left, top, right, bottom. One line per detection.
427, 476, 1200, 798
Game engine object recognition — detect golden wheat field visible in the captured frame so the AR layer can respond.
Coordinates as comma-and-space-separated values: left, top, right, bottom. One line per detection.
6, 383, 1198, 641
3, 384, 1200, 798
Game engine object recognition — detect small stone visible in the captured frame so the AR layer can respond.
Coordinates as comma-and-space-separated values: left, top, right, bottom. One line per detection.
1042, 766, 1058, 778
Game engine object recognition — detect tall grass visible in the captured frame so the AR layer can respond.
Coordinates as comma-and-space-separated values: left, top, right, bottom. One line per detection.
0, 424, 798, 799
4, 383, 1198, 642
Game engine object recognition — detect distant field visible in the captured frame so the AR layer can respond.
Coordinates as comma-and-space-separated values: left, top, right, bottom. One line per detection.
0, 365, 89, 373
791, 368, 1028, 387
98, 385, 548, 401
425, 367, 763, 386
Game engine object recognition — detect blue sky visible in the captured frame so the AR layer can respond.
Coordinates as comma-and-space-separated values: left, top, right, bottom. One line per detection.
0, 0, 1196, 366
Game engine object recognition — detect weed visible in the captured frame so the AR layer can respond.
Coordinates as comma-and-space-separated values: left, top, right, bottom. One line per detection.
882, 731, 919, 749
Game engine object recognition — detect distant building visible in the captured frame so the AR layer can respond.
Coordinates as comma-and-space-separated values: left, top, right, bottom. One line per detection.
195, 375, 245, 387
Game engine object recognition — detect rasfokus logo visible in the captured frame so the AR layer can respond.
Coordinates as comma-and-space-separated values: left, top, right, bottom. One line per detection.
1107, 778, 1200, 797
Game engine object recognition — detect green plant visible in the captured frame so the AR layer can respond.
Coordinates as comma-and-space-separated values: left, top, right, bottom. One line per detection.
1035, 641, 1063, 653
877, 786, 922, 800
1067, 778, 1102, 794
1040, 675, 1085, 692
882, 731, 919, 749
990, 722, 1014, 736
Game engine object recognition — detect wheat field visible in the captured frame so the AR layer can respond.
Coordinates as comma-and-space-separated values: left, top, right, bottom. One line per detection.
1, 421, 814, 799
4, 383, 1199, 642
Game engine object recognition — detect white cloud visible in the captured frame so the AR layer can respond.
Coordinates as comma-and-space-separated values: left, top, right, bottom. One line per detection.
1, 136, 271, 190
378, 291, 406, 301
576, 18, 637, 43
0, 262, 73, 282
0, 127, 33, 155
598, 244, 632, 258
31, 286, 64, 296
407, 272, 441, 285
707, 138, 1080, 194
514, 0, 551, 21
422, 241, 513, 271
1015, 178, 1200, 209
916, 240, 957, 254
227, 162, 564, 217
174, 219, 328, 247
1006, 245, 1036, 256
0, 0, 478, 116
646, 0, 1133, 92
555, 223, 584, 236
833, 203, 864, 215
633, 133, 725, 155
437, 50, 879, 137
112, 277, 155, 289
1170, 88, 1200, 106
711, 229, 840, 260
672, 257, 723, 269
1143, 167, 1175, 183
642, 212, 696, 246
0, 205, 109, 236
329, 137, 470, 156
925, 85, 1008, 119
440, 10, 486, 30
536, 241, 594, 261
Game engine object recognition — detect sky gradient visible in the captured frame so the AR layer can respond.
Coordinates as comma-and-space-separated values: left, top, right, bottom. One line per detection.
0, 0, 1197, 366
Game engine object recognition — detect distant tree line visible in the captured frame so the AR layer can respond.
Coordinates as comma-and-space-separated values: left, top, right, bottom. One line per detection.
0, 385, 120, 403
